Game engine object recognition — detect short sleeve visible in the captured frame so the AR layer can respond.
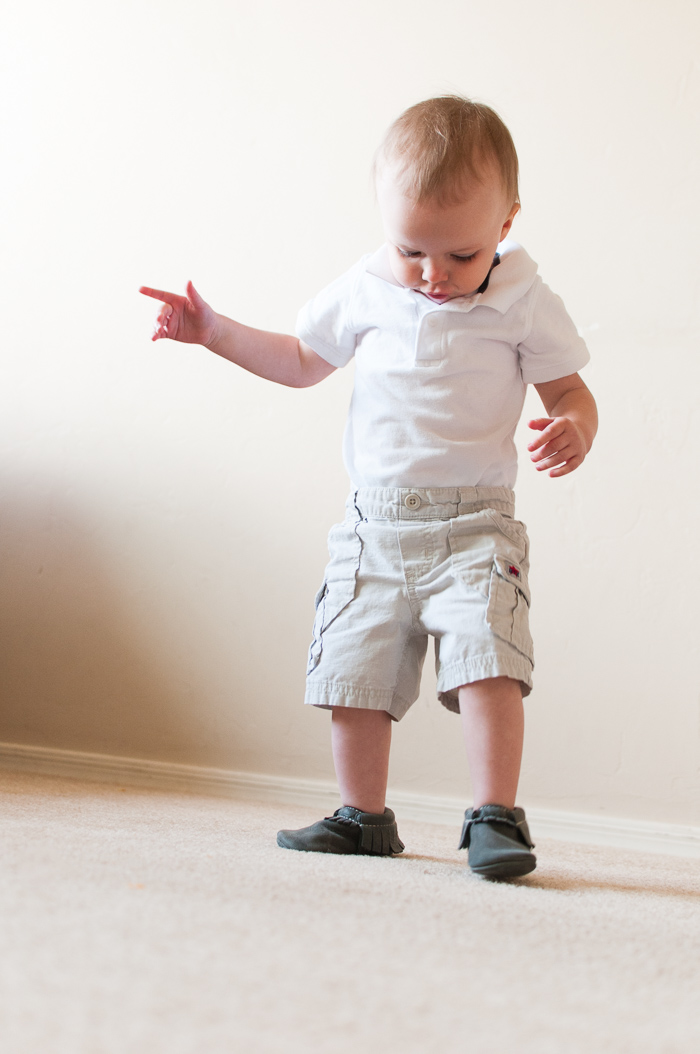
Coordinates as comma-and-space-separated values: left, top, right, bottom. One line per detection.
518, 278, 590, 384
295, 261, 365, 369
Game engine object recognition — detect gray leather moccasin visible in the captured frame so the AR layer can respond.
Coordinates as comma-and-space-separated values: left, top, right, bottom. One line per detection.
459, 804, 536, 879
277, 806, 405, 856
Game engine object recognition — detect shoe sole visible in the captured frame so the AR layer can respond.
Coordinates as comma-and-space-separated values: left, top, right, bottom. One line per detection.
470, 856, 537, 879
276, 831, 361, 854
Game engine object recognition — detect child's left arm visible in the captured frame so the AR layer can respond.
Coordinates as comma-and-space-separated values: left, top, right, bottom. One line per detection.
528, 373, 598, 478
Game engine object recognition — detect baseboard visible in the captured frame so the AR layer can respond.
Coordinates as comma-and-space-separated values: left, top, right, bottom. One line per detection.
1, 740, 699, 858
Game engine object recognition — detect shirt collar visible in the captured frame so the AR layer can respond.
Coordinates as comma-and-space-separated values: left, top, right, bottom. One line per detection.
364, 239, 538, 315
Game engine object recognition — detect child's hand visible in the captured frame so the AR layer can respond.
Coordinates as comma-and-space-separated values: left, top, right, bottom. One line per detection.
527, 416, 588, 478
139, 281, 218, 346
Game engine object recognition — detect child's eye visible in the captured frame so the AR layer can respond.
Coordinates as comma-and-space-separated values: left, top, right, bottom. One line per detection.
397, 249, 422, 258
452, 253, 477, 262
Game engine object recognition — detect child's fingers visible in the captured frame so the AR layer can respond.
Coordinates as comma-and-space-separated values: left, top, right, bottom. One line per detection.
527, 417, 553, 432
527, 417, 587, 477
547, 454, 583, 478
534, 452, 566, 470
140, 285, 178, 303
533, 438, 587, 473
531, 433, 570, 457
528, 422, 564, 452
140, 285, 185, 340
151, 304, 174, 341
532, 437, 577, 463
535, 455, 567, 471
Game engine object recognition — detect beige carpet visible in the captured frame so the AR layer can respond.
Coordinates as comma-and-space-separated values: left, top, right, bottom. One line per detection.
1, 770, 699, 1053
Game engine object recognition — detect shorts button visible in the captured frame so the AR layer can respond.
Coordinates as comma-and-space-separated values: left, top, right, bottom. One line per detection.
404, 493, 421, 509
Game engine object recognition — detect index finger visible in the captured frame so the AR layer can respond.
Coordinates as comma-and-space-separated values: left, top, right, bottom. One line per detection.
139, 285, 178, 303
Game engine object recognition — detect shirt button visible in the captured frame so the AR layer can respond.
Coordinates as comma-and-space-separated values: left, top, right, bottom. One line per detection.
404, 493, 422, 509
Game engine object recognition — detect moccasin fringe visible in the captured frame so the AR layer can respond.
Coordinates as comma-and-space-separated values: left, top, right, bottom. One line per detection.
333, 806, 405, 855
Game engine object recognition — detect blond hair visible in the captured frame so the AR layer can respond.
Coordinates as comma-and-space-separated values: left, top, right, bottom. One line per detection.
374, 95, 519, 207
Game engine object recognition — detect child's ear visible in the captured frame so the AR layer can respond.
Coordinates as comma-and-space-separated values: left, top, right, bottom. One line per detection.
500, 202, 520, 241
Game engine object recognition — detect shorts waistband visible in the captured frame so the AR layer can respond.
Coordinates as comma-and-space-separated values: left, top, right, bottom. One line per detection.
347, 487, 515, 522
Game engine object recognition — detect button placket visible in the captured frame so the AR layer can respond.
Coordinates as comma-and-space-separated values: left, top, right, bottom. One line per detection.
414, 311, 445, 367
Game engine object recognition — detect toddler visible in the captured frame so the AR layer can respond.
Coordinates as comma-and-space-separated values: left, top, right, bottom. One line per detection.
141, 96, 597, 879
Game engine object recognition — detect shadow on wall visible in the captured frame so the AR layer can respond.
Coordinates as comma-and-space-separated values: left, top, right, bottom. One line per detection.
0, 479, 229, 763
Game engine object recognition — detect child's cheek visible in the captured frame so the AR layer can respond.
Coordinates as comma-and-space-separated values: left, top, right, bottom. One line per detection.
390, 259, 409, 288
400, 259, 419, 288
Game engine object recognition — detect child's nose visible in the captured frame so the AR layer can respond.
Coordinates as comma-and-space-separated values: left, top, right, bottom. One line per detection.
422, 258, 448, 284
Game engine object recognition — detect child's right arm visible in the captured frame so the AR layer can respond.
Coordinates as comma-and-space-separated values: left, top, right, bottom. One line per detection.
139, 281, 337, 389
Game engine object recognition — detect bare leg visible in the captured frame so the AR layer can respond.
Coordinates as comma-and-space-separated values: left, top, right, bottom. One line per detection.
458, 676, 524, 809
331, 707, 393, 814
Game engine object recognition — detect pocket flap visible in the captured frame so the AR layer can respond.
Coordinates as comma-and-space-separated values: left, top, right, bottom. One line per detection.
492, 554, 530, 606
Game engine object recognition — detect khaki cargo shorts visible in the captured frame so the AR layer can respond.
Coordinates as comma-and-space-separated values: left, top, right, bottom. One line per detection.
305, 487, 534, 720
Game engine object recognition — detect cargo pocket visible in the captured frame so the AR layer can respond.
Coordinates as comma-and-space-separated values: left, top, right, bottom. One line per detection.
307, 522, 362, 675
486, 555, 533, 660
447, 509, 501, 599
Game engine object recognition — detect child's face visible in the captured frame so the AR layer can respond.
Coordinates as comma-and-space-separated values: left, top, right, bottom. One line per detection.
377, 171, 519, 303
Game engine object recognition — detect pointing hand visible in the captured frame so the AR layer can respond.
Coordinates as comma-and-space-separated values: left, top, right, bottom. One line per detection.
139, 281, 218, 346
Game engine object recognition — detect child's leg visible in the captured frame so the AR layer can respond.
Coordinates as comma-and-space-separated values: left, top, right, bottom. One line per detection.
457, 677, 535, 877
331, 707, 393, 813
458, 676, 524, 809
277, 706, 402, 856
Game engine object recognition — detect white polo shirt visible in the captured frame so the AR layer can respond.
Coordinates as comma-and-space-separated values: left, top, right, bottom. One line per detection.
296, 240, 590, 489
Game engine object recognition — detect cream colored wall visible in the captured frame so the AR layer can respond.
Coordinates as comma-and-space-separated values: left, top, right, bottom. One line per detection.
2, 1, 699, 824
